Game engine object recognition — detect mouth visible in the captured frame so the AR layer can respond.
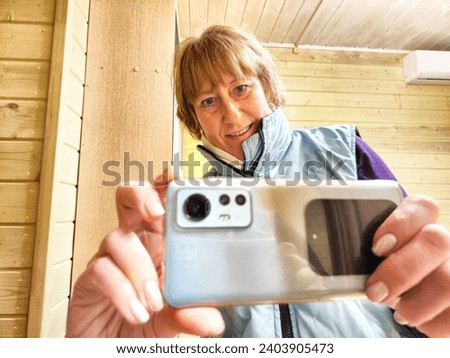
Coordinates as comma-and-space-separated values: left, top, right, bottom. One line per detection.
226, 124, 252, 137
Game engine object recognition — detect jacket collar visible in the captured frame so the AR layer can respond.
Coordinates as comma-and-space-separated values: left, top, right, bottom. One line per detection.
197, 108, 292, 176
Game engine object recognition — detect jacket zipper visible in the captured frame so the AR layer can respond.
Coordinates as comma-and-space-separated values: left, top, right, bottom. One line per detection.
198, 123, 266, 177
279, 304, 294, 338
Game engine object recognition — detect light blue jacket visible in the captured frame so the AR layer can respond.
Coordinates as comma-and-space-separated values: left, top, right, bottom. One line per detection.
197, 108, 418, 338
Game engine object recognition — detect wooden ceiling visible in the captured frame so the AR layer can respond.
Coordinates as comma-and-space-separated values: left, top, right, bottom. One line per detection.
176, 0, 450, 51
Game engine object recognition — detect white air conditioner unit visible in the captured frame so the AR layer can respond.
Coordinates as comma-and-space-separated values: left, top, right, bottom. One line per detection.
403, 50, 450, 85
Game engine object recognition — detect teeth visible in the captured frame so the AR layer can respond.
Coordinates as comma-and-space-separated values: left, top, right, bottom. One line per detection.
229, 125, 250, 137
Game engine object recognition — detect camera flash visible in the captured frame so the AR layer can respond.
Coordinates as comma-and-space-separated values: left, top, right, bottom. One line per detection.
219, 214, 231, 221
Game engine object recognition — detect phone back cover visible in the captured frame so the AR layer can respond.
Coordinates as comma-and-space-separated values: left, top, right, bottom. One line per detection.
163, 179, 403, 307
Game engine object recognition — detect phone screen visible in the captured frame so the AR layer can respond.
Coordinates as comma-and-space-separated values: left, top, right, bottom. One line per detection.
305, 199, 397, 276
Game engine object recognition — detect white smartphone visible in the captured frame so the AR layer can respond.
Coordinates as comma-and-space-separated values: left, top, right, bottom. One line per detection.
163, 178, 403, 307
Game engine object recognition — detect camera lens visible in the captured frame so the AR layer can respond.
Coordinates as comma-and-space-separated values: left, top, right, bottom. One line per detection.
219, 194, 230, 205
184, 194, 210, 221
235, 194, 246, 206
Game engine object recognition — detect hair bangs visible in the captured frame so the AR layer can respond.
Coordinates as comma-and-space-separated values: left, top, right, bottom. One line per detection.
183, 37, 258, 104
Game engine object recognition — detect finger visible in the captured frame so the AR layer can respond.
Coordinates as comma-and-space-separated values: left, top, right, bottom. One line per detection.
88, 255, 150, 325
153, 167, 176, 202
372, 195, 439, 257
116, 184, 165, 231
366, 224, 450, 303
417, 307, 450, 338
148, 307, 225, 338
392, 258, 450, 328
101, 229, 164, 312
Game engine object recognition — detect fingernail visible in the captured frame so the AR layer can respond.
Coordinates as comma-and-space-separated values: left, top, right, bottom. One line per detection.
144, 280, 164, 311
394, 311, 409, 326
366, 281, 389, 302
129, 298, 150, 323
145, 201, 165, 217
372, 233, 397, 256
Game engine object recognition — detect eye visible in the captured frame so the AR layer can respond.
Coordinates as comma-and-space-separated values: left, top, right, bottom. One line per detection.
200, 97, 215, 107
233, 84, 251, 97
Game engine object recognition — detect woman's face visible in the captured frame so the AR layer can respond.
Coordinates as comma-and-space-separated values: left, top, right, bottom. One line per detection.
193, 73, 272, 160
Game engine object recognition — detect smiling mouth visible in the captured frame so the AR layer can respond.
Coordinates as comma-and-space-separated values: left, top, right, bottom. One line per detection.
227, 124, 252, 137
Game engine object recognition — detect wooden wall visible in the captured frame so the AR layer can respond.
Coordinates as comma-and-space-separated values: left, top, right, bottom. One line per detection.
0, 0, 55, 338
0, 0, 89, 337
27, 0, 89, 338
182, 47, 450, 229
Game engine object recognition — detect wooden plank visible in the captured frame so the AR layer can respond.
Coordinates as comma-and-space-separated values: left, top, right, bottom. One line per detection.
284, 106, 450, 125
369, 153, 450, 170
402, 3, 450, 50
0, 23, 53, 60
75, 0, 90, 22
73, 0, 174, 290
42, 298, 69, 337
71, 0, 89, 53
294, 123, 450, 141
240, 0, 266, 34
254, 0, 285, 42
0, 140, 43, 181
224, 0, 246, 28
0, 183, 38, 224
0, 99, 46, 139
55, 184, 77, 223
176, 0, 190, 38
0, 269, 31, 314
280, 75, 450, 96
59, 144, 79, 185
49, 261, 72, 306
0, 226, 35, 268
316, 0, 380, 47
26, 0, 73, 338
207, 0, 226, 26
61, 106, 82, 150
402, 184, 450, 200
267, 0, 304, 44
270, 47, 404, 66
65, 71, 85, 116
296, 0, 345, 44
365, 137, 450, 154
381, 1, 446, 50
189, 0, 208, 36
392, 168, 450, 185
285, 91, 450, 111
0, 61, 50, 99
49, 223, 74, 264
69, 40, 87, 84
283, 0, 323, 45
344, 0, 406, 49
0, 0, 55, 23
277, 62, 403, 81
0, 316, 26, 338
353, 0, 409, 49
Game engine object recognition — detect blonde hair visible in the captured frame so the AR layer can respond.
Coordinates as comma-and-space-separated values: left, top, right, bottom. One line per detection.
173, 25, 285, 140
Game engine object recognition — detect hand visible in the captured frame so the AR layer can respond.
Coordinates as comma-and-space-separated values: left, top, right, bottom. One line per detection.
66, 170, 225, 337
366, 195, 450, 337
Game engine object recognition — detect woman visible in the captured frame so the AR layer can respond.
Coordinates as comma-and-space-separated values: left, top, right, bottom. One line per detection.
66, 25, 450, 338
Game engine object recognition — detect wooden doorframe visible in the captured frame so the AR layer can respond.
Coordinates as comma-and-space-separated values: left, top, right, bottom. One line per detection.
72, 0, 176, 285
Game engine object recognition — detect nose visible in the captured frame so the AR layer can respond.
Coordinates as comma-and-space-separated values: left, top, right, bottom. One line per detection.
222, 97, 242, 124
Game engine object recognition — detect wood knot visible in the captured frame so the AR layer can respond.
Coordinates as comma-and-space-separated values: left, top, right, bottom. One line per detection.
7, 103, 19, 109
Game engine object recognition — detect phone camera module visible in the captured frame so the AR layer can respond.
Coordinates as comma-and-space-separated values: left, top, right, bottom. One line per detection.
219, 194, 230, 205
184, 194, 211, 221
235, 194, 246, 206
